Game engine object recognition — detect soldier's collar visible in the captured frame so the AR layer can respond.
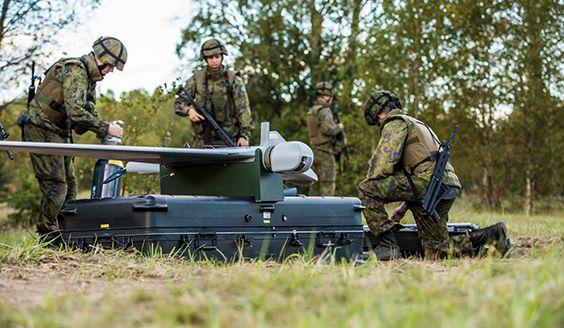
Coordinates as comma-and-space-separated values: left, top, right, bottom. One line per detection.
378, 108, 406, 129
206, 65, 225, 81
81, 53, 104, 82
387, 108, 404, 116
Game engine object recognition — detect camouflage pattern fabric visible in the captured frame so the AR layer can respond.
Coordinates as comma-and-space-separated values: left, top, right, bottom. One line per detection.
308, 98, 342, 152
23, 123, 77, 234
307, 98, 343, 196
24, 53, 110, 235
359, 115, 473, 259
27, 53, 109, 140
174, 66, 253, 147
92, 37, 127, 71
367, 119, 408, 180
309, 149, 336, 196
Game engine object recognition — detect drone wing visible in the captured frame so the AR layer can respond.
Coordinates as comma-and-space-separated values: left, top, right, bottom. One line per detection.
0, 141, 257, 166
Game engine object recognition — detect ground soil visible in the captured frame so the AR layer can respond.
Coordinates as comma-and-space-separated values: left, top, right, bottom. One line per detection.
1, 237, 560, 307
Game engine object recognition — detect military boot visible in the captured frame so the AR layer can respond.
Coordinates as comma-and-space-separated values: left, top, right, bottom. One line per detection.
374, 230, 401, 261
470, 221, 511, 257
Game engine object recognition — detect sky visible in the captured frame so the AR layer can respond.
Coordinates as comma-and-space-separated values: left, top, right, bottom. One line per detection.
59, 0, 197, 96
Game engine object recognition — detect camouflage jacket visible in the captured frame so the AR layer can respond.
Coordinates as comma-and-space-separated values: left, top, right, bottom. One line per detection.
174, 66, 253, 144
367, 109, 460, 187
306, 98, 343, 154
27, 52, 109, 140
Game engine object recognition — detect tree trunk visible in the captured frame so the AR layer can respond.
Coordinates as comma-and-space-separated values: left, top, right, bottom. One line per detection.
524, 168, 534, 215
341, 0, 363, 106
309, 1, 323, 84
0, 0, 11, 48
482, 169, 496, 211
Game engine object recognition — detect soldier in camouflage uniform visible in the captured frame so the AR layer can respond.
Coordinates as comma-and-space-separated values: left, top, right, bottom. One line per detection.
19, 36, 128, 241
359, 91, 510, 260
174, 38, 253, 147
306, 82, 345, 196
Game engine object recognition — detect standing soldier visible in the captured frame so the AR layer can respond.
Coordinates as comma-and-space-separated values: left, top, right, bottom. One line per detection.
358, 91, 510, 260
307, 82, 345, 196
174, 38, 253, 147
18, 36, 127, 242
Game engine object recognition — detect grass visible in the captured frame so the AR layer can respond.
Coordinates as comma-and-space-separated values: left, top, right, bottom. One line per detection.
0, 202, 562, 327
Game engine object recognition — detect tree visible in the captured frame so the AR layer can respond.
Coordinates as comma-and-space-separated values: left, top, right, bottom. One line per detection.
176, 0, 374, 195
0, 0, 100, 103
501, 0, 563, 214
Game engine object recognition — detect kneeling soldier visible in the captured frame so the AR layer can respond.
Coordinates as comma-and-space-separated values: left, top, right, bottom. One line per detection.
358, 91, 510, 260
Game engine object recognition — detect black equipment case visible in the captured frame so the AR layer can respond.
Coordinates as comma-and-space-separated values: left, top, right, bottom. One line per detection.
363, 223, 479, 257
60, 195, 365, 262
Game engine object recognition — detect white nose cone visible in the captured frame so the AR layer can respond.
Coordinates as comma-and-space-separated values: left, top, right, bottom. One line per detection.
267, 141, 313, 173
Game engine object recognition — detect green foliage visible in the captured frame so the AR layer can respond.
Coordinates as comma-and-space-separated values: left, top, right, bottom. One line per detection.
176, 0, 563, 211
5, 173, 40, 225
0, 99, 41, 225
0, 0, 562, 218
72, 87, 187, 194
0, 160, 12, 198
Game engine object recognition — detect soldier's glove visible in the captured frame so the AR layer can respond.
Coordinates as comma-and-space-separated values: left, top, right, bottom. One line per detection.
337, 123, 345, 131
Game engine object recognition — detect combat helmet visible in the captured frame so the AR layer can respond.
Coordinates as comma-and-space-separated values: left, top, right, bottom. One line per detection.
92, 37, 128, 71
363, 91, 401, 125
314, 81, 333, 97
200, 38, 228, 59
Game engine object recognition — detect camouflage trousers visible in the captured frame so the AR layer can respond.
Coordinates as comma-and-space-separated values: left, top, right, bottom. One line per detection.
358, 173, 473, 259
189, 123, 237, 148
23, 123, 77, 234
309, 148, 336, 196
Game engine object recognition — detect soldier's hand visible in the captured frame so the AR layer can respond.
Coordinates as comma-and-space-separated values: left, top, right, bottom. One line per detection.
391, 203, 408, 222
337, 123, 345, 131
108, 121, 124, 138
188, 107, 205, 122
237, 137, 249, 147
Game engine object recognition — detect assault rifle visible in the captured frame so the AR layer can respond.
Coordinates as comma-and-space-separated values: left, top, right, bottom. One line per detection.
176, 89, 236, 147
27, 61, 38, 107
421, 125, 458, 223
0, 122, 14, 160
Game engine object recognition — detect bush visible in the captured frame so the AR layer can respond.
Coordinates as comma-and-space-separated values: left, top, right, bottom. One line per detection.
5, 173, 40, 225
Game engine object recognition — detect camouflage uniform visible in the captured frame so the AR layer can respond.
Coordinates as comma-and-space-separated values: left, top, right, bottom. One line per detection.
307, 97, 343, 196
20, 37, 126, 236
358, 108, 472, 259
174, 66, 253, 147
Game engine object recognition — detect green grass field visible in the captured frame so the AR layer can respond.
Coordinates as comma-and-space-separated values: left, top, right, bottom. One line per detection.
0, 202, 562, 328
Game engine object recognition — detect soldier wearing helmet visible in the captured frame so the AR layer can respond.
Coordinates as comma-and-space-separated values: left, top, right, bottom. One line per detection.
19, 36, 128, 243
359, 91, 509, 260
174, 38, 253, 147
306, 81, 345, 196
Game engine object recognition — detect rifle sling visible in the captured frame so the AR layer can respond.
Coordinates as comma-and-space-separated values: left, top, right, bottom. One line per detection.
402, 168, 420, 201
402, 153, 439, 201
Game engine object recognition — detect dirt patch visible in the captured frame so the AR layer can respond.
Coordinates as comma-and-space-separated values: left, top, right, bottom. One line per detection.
0, 250, 182, 307
0, 263, 171, 307
1, 236, 560, 306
